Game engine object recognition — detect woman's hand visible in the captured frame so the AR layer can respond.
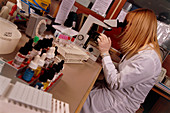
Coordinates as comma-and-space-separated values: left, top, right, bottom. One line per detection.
97, 33, 111, 55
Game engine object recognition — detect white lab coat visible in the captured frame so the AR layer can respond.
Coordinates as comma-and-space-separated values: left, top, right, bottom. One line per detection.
80, 45, 161, 113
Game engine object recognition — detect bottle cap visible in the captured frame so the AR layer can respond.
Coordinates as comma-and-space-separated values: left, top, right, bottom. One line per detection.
24, 42, 33, 51
40, 49, 47, 56
48, 38, 53, 47
34, 44, 41, 51
29, 55, 39, 69
58, 60, 64, 70
47, 79, 51, 82
34, 36, 39, 43
27, 39, 33, 45
43, 38, 49, 48
52, 64, 58, 72
55, 46, 58, 56
55, 64, 60, 73
39, 70, 48, 82
37, 40, 43, 47
47, 68, 55, 80
61, 60, 65, 65
35, 85, 39, 89
38, 53, 46, 67
56, 67, 60, 73
19, 47, 29, 55
46, 39, 51, 48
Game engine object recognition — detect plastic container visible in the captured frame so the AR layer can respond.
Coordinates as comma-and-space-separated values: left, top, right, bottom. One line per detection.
28, 0, 51, 10
0, 17, 21, 54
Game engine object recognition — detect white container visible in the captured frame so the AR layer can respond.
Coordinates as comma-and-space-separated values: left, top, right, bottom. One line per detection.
0, 17, 21, 54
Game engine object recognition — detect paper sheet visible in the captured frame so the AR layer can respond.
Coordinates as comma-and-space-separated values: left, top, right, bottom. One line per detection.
52, 25, 79, 37
76, 0, 91, 7
55, 0, 75, 24
91, 0, 112, 17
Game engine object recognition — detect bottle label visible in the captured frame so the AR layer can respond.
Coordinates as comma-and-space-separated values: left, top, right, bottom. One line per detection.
44, 58, 51, 68
22, 68, 34, 82
29, 50, 38, 59
13, 53, 25, 67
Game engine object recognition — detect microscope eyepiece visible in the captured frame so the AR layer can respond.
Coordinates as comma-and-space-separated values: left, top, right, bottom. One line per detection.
117, 20, 127, 28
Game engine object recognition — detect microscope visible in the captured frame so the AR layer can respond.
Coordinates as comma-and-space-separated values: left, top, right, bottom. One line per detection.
74, 15, 111, 48
74, 15, 126, 61
74, 15, 126, 48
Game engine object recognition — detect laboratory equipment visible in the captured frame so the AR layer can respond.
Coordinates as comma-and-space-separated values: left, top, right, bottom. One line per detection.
12, 45, 30, 68
55, 43, 89, 63
25, 14, 47, 38
85, 44, 100, 61
17, 0, 30, 17
155, 68, 170, 95
74, 15, 127, 48
28, 0, 51, 13
0, 75, 70, 113
44, 47, 55, 68
0, 17, 21, 54
34, 53, 46, 77
0, 1, 17, 22
22, 55, 39, 82
74, 15, 110, 47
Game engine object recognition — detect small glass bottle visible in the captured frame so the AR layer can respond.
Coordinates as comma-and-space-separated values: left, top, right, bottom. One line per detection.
34, 53, 46, 77
51, 64, 60, 82
42, 79, 51, 90
48, 67, 56, 80
58, 60, 64, 71
22, 55, 39, 82
28, 44, 41, 60
43, 67, 55, 90
38, 69, 48, 90
52, 60, 64, 82
44, 47, 55, 68
23, 39, 33, 65
39, 69, 48, 82
12, 47, 29, 68
35, 82, 44, 89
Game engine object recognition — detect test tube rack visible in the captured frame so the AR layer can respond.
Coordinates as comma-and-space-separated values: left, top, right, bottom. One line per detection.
0, 75, 70, 113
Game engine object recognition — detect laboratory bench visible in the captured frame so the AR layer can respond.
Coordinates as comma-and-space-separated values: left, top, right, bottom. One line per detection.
0, 32, 102, 113
49, 59, 102, 113
1, 31, 169, 113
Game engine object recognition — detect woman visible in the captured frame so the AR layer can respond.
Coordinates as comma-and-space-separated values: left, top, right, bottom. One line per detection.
80, 8, 162, 113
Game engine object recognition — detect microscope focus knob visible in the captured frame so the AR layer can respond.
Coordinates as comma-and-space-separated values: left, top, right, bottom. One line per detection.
89, 47, 93, 52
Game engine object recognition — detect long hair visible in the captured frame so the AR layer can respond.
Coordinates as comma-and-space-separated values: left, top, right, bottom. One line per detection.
119, 8, 162, 61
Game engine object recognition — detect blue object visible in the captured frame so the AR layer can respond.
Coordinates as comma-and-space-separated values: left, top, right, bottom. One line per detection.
159, 82, 170, 90
28, 0, 49, 13
35, 82, 44, 89
22, 68, 34, 82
